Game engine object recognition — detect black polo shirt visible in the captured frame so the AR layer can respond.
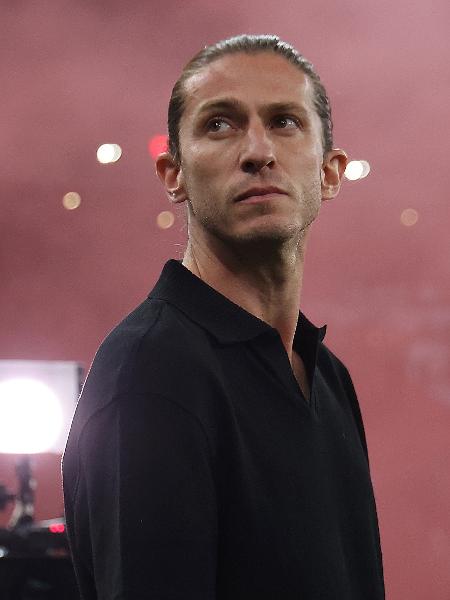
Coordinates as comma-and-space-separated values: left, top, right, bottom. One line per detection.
63, 259, 385, 600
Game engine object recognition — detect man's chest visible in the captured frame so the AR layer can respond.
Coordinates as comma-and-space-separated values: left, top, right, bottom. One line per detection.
214, 345, 371, 499
209, 353, 380, 598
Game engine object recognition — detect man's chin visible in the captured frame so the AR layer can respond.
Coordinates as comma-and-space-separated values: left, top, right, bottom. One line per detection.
234, 217, 310, 244
193, 214, 313, 255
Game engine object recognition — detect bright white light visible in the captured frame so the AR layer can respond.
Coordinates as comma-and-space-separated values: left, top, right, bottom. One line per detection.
96, 143, 122, 164
0, 378, 63, 454
345, 160, 371, 181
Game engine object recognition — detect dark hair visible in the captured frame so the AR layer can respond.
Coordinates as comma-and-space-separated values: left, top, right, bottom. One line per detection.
167, 34, 334, 163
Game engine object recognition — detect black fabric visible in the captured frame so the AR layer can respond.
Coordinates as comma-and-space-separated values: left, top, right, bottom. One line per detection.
63, 259, 385, 600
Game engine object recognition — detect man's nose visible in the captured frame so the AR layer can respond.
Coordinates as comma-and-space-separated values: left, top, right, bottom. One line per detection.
239, 123, 275, 174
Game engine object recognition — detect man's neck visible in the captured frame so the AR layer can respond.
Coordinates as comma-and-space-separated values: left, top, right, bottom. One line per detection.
182, 231, 308, 364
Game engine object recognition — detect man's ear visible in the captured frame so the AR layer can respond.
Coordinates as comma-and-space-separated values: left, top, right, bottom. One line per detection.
155, 152, 187, 204
321, 149, 348, 201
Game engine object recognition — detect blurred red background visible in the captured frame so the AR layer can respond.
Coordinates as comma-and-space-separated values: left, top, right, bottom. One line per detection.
1, 1, 449, 598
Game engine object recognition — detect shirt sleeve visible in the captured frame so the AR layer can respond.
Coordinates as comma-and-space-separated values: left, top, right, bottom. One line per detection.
65, 392, 218, 600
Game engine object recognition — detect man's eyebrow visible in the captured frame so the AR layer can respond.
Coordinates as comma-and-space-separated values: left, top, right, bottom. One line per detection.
195, 98, 311, 118
266, 102, 310, 117
195, 98, 247, 117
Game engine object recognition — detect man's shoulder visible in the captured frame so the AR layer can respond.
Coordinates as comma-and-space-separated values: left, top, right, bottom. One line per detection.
317, 339, 352, 382
101, 294, 213, 365
77, 296, 217, 418
316, 339, 369, 453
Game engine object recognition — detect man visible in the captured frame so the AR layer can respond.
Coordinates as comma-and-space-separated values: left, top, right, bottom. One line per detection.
63, 34, 385, 599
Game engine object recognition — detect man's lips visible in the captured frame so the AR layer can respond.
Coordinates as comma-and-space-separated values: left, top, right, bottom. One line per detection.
234, 186, 287, 203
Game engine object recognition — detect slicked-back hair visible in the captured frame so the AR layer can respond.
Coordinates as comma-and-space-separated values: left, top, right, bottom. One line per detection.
167, 34, 334, 164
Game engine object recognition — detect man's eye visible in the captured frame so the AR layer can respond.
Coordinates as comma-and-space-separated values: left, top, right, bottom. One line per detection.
272, 116, 300, 129
206, 118, 232, 132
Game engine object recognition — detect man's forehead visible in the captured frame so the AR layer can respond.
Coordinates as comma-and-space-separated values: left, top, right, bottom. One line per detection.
182, 52, 315, 117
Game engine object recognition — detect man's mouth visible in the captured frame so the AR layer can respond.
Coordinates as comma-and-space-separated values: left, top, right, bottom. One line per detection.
234, 186, 287, 203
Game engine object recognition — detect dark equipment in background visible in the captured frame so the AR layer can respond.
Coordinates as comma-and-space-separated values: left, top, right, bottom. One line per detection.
0, 463, 78, 599
0, 462, 78, 599
0, 361, 84, 599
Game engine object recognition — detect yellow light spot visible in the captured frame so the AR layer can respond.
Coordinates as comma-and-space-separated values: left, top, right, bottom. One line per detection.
156, 211, 175, 229
62, 192, 81, 210
400, 208, 419, 227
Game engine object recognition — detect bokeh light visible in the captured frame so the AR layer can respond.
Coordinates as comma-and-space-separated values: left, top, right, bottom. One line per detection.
0, 378, 63, 453
344, 160, 371, 181
96, 143, 122, 164
148, 135, 168, 160
156, 211, 175, 229
62, 192, 81, 210
400, 208, 419, 227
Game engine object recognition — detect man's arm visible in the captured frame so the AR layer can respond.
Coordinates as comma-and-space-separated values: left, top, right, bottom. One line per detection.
63, 392, 218, 600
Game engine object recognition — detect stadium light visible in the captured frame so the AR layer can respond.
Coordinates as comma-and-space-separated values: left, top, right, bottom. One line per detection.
0, 360, 82, 529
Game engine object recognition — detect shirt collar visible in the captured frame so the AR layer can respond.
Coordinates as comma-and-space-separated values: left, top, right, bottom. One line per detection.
149, 260, 327, 345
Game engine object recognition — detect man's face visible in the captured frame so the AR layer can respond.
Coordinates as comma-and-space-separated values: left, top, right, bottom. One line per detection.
163, 52, 344, 249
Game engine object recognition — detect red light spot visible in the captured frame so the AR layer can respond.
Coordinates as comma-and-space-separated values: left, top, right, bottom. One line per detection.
148, 135, 168, 160
49, 523, 65, 534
